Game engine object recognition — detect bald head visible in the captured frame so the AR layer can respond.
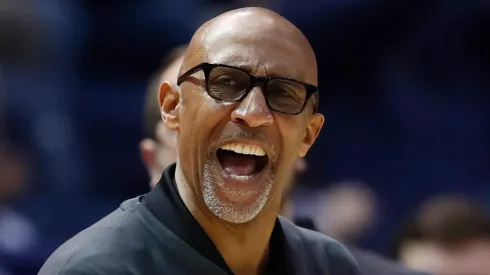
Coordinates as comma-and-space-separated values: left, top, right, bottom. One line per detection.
180, 7, 317, 86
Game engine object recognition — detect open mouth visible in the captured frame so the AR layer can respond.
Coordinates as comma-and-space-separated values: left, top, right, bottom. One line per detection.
216, 143, 269, 181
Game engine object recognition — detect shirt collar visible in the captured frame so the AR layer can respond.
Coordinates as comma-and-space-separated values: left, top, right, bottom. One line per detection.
143, 163, 294, 275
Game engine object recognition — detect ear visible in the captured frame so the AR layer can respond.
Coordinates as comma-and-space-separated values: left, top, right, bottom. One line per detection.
159, 81, 181, 131
139, 138, 157, 171
298, 113, 324, 157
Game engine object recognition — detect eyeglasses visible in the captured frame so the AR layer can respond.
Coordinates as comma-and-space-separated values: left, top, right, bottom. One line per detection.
177, 63, 318, 115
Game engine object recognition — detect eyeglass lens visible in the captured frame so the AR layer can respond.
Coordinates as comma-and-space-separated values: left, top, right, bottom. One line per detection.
207, 66, 307, 114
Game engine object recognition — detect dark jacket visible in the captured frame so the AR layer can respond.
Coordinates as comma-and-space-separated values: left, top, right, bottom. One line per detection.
38, 199, 360, 275
39, 165, 361, 275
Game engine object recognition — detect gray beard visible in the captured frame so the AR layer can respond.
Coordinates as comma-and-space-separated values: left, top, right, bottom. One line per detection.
202, 158, 274, 224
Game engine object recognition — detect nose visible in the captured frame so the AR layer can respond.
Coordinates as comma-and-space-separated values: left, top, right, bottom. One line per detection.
231, 87, 274, 127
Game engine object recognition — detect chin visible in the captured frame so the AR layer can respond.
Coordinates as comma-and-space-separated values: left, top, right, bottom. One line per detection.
201, 158, 275, 224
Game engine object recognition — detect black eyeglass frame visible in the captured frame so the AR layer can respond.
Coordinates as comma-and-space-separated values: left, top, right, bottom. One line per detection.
177, 62, 319, 115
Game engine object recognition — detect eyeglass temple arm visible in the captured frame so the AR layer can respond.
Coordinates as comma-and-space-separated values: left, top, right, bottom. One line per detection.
177, 65, 204, 85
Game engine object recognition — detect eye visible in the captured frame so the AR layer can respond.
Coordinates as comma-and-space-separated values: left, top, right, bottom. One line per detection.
270, 84, 304, 103
212, 75, 238, 87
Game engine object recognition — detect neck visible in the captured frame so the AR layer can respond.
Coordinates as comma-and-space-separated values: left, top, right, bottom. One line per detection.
175, 164, 280, 275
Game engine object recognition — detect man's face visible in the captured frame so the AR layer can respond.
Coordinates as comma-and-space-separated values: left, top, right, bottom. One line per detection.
163, 12, 323, 224
399, 241, 448, 274
400, 240, 490, 275
441, 241, 490, 275
141, 56, 183, 187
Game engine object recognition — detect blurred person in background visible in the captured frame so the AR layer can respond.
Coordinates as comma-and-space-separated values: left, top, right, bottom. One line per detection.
0, 142, 38, 274
0, 0, 43, 65
394, 194, 490, 275
140, 46, 426, 275
281, 175, 427, 274
0, 10, 43, 270
314, 181, 377, 244
140, 46, 186, 188
39, 8, 360, 275
0, 77, 40, 274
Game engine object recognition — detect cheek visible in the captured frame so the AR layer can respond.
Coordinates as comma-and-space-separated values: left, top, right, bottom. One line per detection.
273, 117, 306, 185
177, 92, 205, 178
275, 116, 306, 159
178, 90, 232, 163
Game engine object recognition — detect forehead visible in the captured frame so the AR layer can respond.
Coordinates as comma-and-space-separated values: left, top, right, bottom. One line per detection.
201, 20, 313, 83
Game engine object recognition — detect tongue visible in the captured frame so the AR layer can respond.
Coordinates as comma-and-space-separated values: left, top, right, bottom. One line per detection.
219, 151, 257, 176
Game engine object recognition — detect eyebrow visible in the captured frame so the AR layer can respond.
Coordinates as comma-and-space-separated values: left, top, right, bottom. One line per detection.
215, 60, 301, 80
213, 59, 253, 71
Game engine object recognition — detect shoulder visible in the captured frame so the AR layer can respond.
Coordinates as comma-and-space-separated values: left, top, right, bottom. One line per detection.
279, 217, 361, 275
38, 199, 146, 275
348, 247, 430, 275
298, 226, 361, 273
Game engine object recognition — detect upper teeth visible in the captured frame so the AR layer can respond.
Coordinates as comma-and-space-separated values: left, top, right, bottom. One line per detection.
219, 143, 266, 156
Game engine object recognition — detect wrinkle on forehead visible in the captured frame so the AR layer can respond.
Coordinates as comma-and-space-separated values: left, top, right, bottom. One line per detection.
207, 45, 306, 80
180, 7, 317, 84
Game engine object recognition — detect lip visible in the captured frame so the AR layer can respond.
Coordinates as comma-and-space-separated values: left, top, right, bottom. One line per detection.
214, 161, 271, 205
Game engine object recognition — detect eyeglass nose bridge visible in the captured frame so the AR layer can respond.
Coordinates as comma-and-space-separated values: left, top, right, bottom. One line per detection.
240, 75, 269, 100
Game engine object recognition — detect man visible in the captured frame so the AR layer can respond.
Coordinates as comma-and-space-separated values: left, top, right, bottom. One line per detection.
39, 8, 360, 275
139, 43, 426, 275
395, 195, 490, 275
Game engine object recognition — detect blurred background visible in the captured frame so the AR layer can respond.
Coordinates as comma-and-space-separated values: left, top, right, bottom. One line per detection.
1, 0, 490, 274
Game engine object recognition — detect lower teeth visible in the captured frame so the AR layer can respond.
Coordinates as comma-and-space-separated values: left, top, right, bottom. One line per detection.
230, 174, 252, 181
